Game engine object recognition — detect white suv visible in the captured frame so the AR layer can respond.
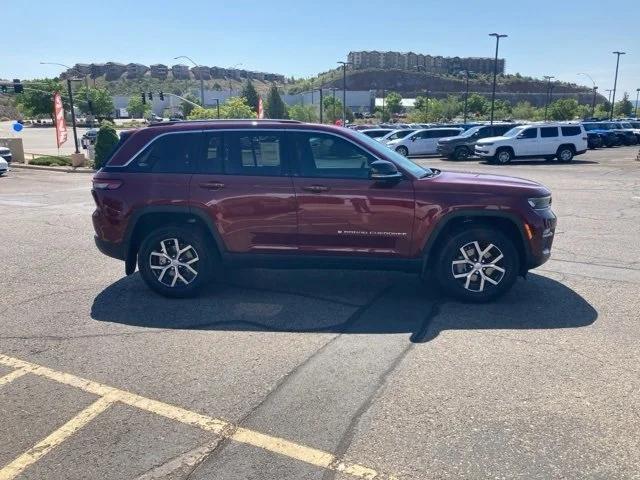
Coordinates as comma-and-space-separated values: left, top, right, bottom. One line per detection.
387, 127, 463, 156
475, 123, 588, 164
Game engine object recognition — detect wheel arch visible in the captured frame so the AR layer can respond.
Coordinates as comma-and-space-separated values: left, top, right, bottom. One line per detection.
422, 211, 529, 276
124, 206, 225, 275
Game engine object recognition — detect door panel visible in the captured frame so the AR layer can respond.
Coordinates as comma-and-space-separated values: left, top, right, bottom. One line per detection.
290, 132, 415, 256
189, 131, 298, 253
513, 128, 538, 155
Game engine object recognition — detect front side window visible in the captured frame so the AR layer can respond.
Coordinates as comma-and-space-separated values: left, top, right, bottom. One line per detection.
294, 133, 374, 179
540, 127, 559, 138
225, 132, 283, 176
519, 128, 538, 139
131, 133, 197, 173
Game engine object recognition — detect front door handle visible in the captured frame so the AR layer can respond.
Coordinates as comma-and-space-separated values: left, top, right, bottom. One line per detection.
302, 185, 330, 193
199, 181, 225, 191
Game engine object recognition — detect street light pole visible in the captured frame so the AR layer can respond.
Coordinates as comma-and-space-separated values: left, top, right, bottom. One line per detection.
578, 73, 598, 118
319, 87, 323, 123
609, 51, 626, 120
175, 55, 205, 106
488, 33, 507, 126
543, 75, 555, 121
337, 61, 352, 125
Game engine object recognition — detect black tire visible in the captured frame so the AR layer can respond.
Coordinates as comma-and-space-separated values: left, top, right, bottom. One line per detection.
435, 228, 519, 302
138, 226, 214, 298
494, 148, 513, 164
453, 146, 471, 161
396, 145, 409, 157
557, 145, 574, 163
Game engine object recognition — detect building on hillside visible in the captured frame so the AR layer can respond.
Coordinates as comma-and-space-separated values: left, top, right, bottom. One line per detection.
104, 62, 126, 81
127, 63, 149, 79
347, 51, 505, 75
90, 63, 106, 79
73, 64, 92, 76
150, 64, 168, 79
171, 64, 191, 80
191, 66, 211, 80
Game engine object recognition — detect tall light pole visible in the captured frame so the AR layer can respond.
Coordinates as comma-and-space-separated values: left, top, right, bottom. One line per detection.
337, 61, 353, 125
489, 33, 508, 125
40, 61, 80, 154
578, 73, 598, 118
635, 88, 640, 118
609, 51, 626, 120
175, 55, 205, 106
543, 75, 555, 121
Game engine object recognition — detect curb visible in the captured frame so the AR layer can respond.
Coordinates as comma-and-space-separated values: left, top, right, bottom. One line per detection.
10, 164, 95, 174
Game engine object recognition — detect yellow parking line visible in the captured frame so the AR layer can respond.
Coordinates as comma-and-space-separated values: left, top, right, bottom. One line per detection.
0, 369, 28, 387
0, 353, 394, 479
0, 394, 117, 480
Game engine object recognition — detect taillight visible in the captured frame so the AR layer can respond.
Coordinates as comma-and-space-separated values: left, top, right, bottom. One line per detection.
92, 179, 123, 190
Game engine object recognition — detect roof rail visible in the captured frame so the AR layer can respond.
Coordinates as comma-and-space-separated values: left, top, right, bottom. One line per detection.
148, 119, 302, 127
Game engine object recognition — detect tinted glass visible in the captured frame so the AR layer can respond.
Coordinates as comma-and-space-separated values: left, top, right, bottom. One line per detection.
226, 132, 283, 176
493, 125, 514, 136
519, 128, 537, 139
540, 127, 559, 138
197, 132, 224, 174
294, 133, 374, 179
131, 133, 197, 173
561, 126, 581, 136
353, 131, 430, 178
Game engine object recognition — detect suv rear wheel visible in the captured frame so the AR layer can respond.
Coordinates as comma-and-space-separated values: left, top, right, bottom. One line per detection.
435, 228, 519, 302
138, 226, 213, 298
557, 145, 574, 163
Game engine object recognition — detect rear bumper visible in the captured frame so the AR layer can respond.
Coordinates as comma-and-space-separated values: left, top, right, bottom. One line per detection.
94, 235, 126, 261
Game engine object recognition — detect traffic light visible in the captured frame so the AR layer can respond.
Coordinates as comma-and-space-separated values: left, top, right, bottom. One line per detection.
159, 91, 164, 101
141, 92, 146, 104
148, 92, 153, 101
13, 79, 23, 94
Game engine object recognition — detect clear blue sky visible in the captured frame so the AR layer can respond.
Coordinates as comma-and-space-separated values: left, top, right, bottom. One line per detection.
2, 0, 638, 99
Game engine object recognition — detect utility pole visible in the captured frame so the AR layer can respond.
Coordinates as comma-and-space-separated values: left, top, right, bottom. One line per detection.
337, 61, 353, 125
578, 73, 597, 118
175, 55, 205, 106
488, 33, 507, 125
543, 75, 555, 121
610, 51, 626, 120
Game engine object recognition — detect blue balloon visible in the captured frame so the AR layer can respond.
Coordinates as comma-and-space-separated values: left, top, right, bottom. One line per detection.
12, 122, 23, 132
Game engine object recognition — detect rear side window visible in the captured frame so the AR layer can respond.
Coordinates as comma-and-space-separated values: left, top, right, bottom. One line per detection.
561, 126, 581, 136
540, 127, 559, 138
225, 132, 283, 176
130, 133, 197, 173
519, 128, 537, 139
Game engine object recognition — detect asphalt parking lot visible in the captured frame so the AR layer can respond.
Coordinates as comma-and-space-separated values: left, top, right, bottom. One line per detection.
1, 146, 639, 479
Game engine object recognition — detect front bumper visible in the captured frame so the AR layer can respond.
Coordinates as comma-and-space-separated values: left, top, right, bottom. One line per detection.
1, 154, 12, 164
526, 209, 557, 270
436, 143, 455, 155
474, 145, 495, 157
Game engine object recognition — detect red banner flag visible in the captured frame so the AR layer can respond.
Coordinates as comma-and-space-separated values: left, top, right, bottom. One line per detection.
53, 92, 68, 148
258, 97, 264, 119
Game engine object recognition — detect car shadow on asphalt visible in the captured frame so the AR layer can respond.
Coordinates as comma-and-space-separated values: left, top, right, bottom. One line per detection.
91, 270, 597, 343
478, 159, 599, 166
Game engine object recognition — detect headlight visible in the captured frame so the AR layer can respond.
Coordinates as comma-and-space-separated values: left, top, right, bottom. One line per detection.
528, 195, 552, 210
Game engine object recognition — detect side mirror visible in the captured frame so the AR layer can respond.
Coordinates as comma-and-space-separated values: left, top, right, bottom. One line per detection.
516, 134, 525, 139
410, 136, 417, 142
370, 160, 402, 183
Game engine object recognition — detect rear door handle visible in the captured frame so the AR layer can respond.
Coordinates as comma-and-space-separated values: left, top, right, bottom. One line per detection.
302, 185, 330, 193
199, 181, 225, 191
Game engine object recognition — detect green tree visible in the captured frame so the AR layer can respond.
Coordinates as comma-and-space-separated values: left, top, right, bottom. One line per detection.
614, 92, 633, 117
75, 86, 114, 117
240, 79, 260, 113
187, 106, 219, 120
265, 85, 287, 119
94, 121, 119, 169
548, 98, 579, 120
181, 94, 200, 117
385, 92, 403, 115
466, 93, 489, 117
219, 96, 257, 119
323, 95, 343, 123
15, 78, 65, 121
511, 101, 538, 120
441, 95, 462, 120
288, 104, 319, 122
593, 103, 610, 119
127, 95, 151, 118
492, 99, 512, 120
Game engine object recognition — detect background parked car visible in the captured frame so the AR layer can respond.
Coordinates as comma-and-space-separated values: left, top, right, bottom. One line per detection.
0, 146, 12, 164
609, 122, 639, 145
387, 128, 464, 156
360, 128, 394, 140
0, 156, 8, 175
586, 132, 603, 149
437, 123, 518, 160
81, 129, 99, 150
378, 128, 417, 144
582, 122, 620, 147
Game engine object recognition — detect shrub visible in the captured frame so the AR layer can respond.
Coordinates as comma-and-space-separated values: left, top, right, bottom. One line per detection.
29, 155, 72, 166
94, 121, 119, 169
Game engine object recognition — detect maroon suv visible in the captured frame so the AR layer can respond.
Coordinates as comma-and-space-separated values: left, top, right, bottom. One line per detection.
92, 120, 556, 302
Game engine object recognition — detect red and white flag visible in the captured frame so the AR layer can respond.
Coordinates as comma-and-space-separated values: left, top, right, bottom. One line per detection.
258, 97, 264, 119
53, 92, 68, 147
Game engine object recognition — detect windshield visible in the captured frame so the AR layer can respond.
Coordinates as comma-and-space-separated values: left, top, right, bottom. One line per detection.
354, 131, 431, 178
459, 126, 481, 137
582, 123, 600, 131
383, 129, 415, 141
620, 123, 632, 128
503, 126, 527, 137
630, 122, 640, 128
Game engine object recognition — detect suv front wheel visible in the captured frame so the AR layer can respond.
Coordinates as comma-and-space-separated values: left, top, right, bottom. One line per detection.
138, 226, 213, 298
435, 228, 519, 302
494, 148, 513, 164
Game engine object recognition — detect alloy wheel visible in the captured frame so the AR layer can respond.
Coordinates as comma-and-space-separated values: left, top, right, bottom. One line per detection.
149, 238, 199, 287
451, 241, 506, 293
